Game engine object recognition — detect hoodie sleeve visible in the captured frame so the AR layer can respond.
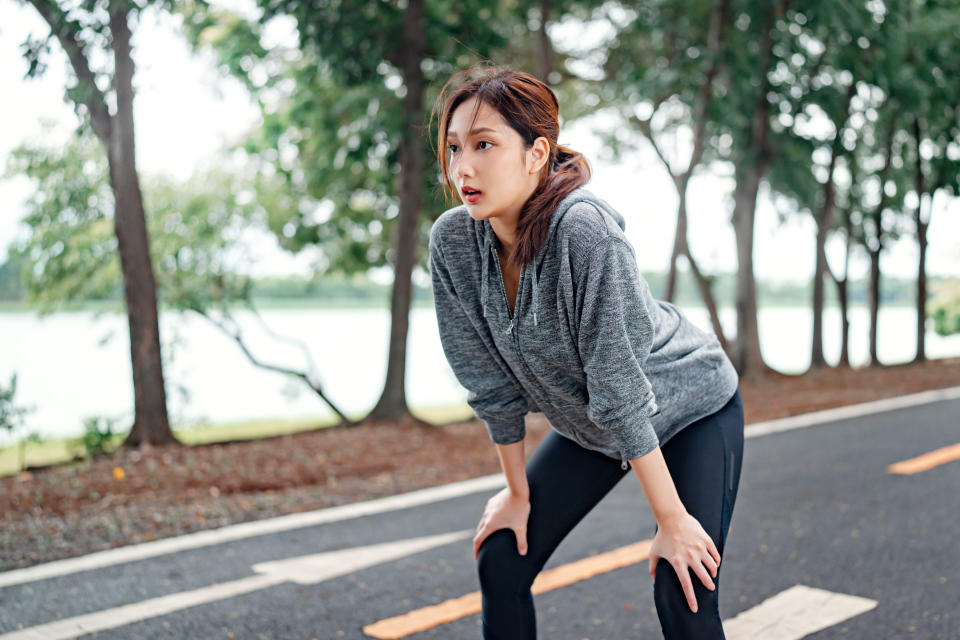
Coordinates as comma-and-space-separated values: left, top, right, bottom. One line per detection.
429, 223, 529, 445
576, 235, 660, 461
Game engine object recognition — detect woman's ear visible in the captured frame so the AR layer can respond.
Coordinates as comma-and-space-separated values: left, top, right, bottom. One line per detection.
526, 136, 551, 175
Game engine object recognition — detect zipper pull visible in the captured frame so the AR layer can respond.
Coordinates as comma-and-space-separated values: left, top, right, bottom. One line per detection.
505, 318, 513, 334
621, 458, 629, 471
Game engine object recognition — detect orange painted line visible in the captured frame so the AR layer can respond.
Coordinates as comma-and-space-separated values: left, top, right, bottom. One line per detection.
887, 442, 960, 475
361, 539, 653, 639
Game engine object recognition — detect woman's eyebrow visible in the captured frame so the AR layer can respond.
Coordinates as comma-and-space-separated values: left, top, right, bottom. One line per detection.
446, 126, 498, 139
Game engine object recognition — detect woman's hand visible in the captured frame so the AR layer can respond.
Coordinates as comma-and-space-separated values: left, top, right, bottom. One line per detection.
473, 488, 531, 560
647, 511, 721, 613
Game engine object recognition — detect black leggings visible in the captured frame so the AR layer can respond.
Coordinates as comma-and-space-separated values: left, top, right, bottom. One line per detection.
477, 387, 744, 639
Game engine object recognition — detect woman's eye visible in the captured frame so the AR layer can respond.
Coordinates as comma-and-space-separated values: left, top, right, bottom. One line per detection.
447, 144, 458, 153
477, 141, 491, 149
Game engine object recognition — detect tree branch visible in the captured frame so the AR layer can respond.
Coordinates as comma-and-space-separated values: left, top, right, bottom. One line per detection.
26, 0, 113, 143
188, 305, 355, 427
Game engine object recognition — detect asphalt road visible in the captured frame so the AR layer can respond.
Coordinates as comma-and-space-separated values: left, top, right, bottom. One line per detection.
2, 389, 958, 640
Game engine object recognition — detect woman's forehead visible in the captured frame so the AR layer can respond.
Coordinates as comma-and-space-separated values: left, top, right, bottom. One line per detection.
448, 100, 507, 138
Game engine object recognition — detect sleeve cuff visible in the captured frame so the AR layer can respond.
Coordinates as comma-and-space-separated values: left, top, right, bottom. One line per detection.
481, 414, 527, 445
604, 413, 659, 461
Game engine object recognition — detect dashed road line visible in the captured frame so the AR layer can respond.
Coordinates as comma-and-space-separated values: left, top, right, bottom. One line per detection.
887, 441, 960, 474
363, 540, 654, 638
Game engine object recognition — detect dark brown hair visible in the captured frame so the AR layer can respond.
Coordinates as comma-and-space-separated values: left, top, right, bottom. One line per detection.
429, 64, 591, 269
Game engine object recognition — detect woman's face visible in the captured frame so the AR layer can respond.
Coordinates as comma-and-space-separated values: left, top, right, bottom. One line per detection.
446, 96, 548, 225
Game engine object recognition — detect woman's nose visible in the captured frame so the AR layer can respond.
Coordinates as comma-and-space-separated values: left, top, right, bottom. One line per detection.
455, 154, 475, 178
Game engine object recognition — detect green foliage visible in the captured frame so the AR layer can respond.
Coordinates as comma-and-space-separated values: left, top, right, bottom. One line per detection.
173, 0, 615, 280
2, 123, 119, 316
0, 372, 39, 472
0, 373, 34, 439
3, 125, 298, 316
0, 253, 25, 301
929, 279, 960, 337
80, 415, 121, 456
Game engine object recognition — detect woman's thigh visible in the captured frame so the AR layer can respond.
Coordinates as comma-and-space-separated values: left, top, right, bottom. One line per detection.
652, 387, 745, 634
478, 428, 630, 587
657, 387, 744, 553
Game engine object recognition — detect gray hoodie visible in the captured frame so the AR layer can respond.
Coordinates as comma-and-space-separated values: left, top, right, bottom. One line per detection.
428, 186, 739, 470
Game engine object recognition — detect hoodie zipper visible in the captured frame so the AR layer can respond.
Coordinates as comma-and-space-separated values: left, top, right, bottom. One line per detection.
491, 246, 523, 340
492, 240, 630, 473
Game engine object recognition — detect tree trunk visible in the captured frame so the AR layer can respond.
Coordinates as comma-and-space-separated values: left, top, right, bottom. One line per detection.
915, 208, 928, 363
666, 188, 726, 347
811, 84, 854, 370
728, 0, 787, 378
685, 244, 727, 349
537, 0, 552, 82
26, 0, 175, 447
863, 116, 897, 369
659, 0, 730, 346
810, 157, 837, 369
836, 206, 853, 367
663, 191, 686, 303
109, 5, 174, 446
731, 164, 768, 377
368, 0, 425, 422
912, 116, 928, 363
868, 246, 881, 366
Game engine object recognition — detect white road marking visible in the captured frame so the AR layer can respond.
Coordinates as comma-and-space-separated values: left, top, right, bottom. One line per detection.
0, 475, 501, 589
0, 531, 473, 640
723, 584, 878, 639
2, 384, 957, 590
250, 530, 473, 584
744, 385, 960, 439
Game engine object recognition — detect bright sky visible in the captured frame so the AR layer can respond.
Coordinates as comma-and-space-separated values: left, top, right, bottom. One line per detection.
1, 2, 958, 287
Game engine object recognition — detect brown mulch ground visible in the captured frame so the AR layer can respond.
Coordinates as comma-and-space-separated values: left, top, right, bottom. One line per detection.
3, 357, 959, 572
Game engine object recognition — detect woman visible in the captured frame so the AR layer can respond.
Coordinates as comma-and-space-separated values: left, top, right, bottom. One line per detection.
427, 64, 744, 639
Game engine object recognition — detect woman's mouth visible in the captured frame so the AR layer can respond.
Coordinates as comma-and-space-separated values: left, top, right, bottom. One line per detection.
462, 187, 482, 203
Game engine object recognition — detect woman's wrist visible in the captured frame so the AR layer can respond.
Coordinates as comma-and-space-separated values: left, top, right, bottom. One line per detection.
627, 446, 688, 529
657, 507, 688, 531
495, 440, 530, 500
509, 487, 530, 501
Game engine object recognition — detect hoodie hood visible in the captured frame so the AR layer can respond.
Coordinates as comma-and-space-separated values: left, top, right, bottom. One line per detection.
478, 187, 626, 332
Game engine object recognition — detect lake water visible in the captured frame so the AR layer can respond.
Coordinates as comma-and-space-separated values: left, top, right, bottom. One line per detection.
1, 304, 958, 445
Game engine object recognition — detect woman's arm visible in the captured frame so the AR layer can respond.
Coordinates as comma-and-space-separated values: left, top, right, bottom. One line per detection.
631, 444, 721, 614
472, 439, 532, 559
495, 440, 530, 499
627, 445, 686, 527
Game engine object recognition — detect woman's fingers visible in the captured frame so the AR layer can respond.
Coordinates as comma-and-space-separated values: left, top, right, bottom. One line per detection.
473, 524, 488, 560
691, 557, 716, 591
515, 524, 528, 556
701, 547, 719, 578
710, 539, 722, 569
674, 562, 698, 613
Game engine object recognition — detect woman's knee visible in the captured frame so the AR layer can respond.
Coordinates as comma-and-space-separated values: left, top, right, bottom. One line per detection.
653, 559, 725, 638
476, 528, 535, 594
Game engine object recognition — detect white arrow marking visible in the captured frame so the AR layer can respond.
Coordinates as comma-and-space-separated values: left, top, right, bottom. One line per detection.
0, 530, 472, 640
251, 529, 473, 585
723, 584, 878, 639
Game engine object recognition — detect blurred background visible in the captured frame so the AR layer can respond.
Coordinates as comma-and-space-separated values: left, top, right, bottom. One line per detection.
1, 0, 959, 470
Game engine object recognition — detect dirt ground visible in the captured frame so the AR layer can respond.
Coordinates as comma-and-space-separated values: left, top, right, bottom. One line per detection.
2, 357, 959, 571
